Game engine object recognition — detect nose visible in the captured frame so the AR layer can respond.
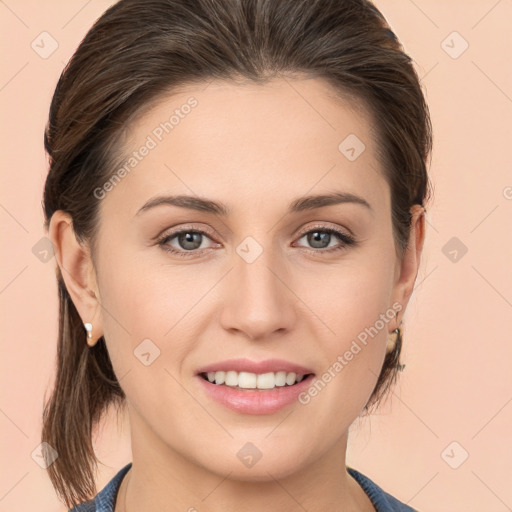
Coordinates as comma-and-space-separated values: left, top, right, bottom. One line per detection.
219, 245, 297, 341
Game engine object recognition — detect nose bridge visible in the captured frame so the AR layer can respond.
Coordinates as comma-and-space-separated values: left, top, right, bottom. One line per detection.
238, 245, 281, 299
220, 237, 296, 338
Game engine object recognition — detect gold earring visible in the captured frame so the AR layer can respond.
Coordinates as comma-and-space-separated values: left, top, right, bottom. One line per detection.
386, 322, 406, 371
386, 327, 400, 353
386, 312, 403, 354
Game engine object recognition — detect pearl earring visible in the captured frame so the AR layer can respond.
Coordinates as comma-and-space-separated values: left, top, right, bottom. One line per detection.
84, 322, 93, 339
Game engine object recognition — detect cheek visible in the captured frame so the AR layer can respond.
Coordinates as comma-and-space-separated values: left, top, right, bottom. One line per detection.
300, 299, 389, 433
97, 255, 209, 379
308, 243, 395, 343
302, 257, 394, 413
97, 267, 195, 427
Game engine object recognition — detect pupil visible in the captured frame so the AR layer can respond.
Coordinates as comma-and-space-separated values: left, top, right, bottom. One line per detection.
309, 231, 330, 248
179, 232, 202, 250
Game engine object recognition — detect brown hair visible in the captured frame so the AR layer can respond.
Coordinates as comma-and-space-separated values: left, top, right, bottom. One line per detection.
41, 0, 432, 507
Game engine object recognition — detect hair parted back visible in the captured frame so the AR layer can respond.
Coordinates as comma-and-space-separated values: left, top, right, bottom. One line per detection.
41, 0, 432, 507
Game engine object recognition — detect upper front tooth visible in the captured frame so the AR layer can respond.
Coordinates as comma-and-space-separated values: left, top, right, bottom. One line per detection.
238, 372, 257, 388
206, 370, 305, 389
257, 372, 275, 389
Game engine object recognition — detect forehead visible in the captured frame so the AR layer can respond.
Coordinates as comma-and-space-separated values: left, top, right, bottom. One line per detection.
100, 77, 389, 220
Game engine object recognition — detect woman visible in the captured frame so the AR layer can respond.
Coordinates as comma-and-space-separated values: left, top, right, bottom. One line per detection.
41, 0, 432, 510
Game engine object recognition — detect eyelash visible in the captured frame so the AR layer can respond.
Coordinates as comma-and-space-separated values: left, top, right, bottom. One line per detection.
156, 225, 357, 258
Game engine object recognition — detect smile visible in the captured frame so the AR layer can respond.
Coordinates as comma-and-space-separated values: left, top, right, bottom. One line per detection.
200, 370, 312, 390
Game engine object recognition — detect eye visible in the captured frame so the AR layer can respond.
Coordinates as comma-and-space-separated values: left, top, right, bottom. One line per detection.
294, 225, 357, 254
157, 228, 218, 257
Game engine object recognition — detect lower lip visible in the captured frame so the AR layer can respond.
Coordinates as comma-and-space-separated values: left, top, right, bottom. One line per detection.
196, 374, 315, 415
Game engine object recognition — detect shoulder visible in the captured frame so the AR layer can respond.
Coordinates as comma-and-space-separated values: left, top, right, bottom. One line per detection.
68, 463, 132, 512
347, 466, 420, 512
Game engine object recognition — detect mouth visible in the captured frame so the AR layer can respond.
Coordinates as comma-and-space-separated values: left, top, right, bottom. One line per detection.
199, 370, 315, 391
196, 362, 317, 414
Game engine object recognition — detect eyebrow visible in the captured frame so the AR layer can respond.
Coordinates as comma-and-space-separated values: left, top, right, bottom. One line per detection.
135, 192, 373, 217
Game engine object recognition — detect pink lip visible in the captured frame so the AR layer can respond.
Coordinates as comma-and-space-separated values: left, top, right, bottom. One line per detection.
196, 373, 316, 415
196, 358, 314, 376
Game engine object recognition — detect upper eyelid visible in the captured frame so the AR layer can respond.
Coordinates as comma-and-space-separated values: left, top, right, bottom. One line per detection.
296, 223, 352, 237
160, 223, 351, 240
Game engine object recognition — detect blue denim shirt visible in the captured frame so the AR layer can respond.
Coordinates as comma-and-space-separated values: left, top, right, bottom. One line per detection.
69, 462, 418, 511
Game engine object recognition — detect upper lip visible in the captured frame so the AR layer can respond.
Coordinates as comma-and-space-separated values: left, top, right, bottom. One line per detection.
196, 358, 314, 376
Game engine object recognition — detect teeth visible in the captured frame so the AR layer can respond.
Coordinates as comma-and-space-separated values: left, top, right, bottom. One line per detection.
204, 370, 307, 389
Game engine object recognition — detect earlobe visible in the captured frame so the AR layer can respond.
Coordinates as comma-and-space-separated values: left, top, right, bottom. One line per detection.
47, 210, 103, 347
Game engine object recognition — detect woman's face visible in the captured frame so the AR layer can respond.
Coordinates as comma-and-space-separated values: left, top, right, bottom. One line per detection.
83, 77, 423, 479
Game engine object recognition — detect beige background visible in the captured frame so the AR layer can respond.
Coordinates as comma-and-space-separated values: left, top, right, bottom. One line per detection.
1, 1, 511, 511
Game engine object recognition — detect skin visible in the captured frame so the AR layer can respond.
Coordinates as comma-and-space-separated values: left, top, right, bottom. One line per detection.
49, 77, 425, 512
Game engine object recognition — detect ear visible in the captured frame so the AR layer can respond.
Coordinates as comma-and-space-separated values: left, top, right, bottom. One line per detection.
47, 210, 103, 346
389, 204, 426, 330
